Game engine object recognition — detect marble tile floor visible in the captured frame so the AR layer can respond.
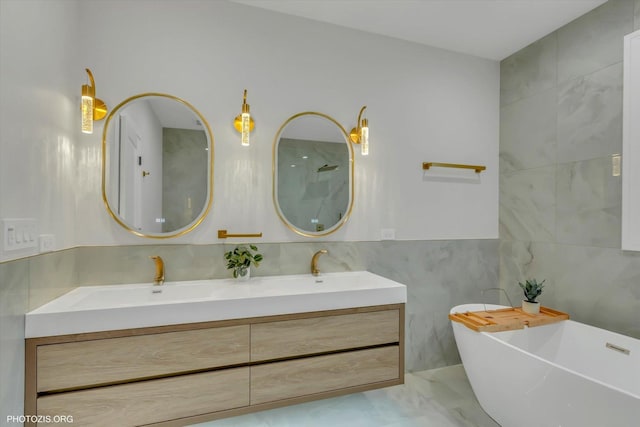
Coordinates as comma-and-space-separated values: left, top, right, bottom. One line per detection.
191, 364, 500, 427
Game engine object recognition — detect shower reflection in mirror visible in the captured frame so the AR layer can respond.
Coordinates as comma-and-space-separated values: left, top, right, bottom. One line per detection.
274, 112, 354, 237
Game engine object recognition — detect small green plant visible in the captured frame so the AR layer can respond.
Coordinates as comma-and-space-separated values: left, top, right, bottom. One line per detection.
224, 245, 263, 278
519, 279, 545, 303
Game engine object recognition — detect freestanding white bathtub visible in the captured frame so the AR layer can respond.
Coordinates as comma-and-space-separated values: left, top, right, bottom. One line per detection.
451, 304, 640, 427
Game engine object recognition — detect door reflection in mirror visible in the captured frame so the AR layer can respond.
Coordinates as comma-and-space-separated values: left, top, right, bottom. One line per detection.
103, 94, 212, 238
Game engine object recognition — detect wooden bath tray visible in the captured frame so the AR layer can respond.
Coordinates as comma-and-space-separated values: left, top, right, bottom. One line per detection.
449, 306, 569, 332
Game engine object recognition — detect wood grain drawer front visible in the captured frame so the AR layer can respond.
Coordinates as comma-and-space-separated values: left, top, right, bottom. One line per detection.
251, 309, 399, 361
37, 325, 249, 392
250, 346, 399, 405
37, 367, 249, 427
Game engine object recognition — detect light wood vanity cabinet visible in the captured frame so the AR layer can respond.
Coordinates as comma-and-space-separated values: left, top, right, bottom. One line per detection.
38, 368, 250, 427
26, 304, 404, 426
251, 310, 399, 361
251, 346, 400, 405
36, 325, 250, 392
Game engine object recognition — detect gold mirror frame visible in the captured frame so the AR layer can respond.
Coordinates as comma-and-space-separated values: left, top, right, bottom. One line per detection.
273, 112, 354, 237
101, 93, 214, 239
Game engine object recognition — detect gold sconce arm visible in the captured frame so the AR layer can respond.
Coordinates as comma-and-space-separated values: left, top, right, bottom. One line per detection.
349, 105, 369, 155
349, 105, 367, 144
82, 68, 107, 121
81, 68, 107, 135
82, 68, 95, 98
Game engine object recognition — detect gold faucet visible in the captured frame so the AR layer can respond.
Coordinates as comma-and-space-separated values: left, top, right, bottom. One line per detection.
311, 249, 328, 276
149, 256, 164, 285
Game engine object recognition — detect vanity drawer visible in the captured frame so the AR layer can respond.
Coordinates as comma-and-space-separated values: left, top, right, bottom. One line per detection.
37, 367, 249, 427
251, 309, 399, 361
250, 346, 400, 405
37, 325, 249, 392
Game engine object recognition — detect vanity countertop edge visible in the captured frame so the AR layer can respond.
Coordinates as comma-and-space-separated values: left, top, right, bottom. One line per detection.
25, 271, 407, 338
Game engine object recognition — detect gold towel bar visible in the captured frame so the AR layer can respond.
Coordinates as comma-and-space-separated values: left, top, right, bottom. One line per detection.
217, 229, 263, 239
422, 162, 486, 173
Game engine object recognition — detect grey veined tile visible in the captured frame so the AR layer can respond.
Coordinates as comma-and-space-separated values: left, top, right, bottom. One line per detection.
635, 0, 640, 31
0, 258, 28, 423
500, 88, 556, 173
556, 157, 621, 248
499, 240, 559, 308
500, 32, 557, 106
28, 249, 76, 310
499, 166, 556, 243
499, 241, 640, 340
557, 62, 623, 164
557, 0, 633, 84
550, 244, 640, 339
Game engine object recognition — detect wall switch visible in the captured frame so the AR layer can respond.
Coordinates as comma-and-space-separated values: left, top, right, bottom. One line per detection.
39, 234, 55, 253
381, 228, 396, 240
2, 218, 38, 251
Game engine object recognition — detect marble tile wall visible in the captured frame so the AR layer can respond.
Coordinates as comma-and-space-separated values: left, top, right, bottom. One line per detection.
499, 88, 556, 173
500, 33, 557, 107
0, 259, 28, 424
500, 0, 640, 339
500, 241, 640, 337
556, 62, 623, 163
162, 128, 208, 232
556, 0, 632, 84
0, 239, 498, 421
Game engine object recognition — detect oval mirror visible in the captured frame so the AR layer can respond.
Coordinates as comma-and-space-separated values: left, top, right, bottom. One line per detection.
102, 93, 213, 238
273, 112, 354, 237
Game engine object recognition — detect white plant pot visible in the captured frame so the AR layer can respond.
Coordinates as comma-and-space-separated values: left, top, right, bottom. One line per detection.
522, 300, 540, 314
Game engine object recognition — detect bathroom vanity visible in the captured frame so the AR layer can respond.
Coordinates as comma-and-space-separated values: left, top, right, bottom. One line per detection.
25, 272, 406, 426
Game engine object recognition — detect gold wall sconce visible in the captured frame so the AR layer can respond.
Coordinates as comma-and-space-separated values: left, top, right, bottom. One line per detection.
349, 105, 369, 156
81, 68, 107, 134
233, 89, 255, 146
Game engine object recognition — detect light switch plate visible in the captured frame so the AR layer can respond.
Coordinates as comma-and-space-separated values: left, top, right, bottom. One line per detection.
612, 154, 621, 177
2, 218, 38, 251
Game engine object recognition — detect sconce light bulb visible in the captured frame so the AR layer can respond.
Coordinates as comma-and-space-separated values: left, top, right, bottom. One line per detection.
241, 112, 251, 146
360, 121, 369, 156
81, 95, 94, 134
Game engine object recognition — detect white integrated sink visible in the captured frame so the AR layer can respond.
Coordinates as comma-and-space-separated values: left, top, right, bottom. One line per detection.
25, 271, 407, 338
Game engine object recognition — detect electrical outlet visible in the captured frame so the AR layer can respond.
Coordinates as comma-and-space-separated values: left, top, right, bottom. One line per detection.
39, 234, 55, 253
381, 228, 396, 240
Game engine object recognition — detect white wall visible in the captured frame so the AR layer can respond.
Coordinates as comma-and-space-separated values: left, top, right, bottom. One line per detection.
76, 0, 499, 246
1, 0, 499, 259
0, 0, 80, 262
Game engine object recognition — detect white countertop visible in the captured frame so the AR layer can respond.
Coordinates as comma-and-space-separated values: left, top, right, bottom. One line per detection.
25, 271, 407, 338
